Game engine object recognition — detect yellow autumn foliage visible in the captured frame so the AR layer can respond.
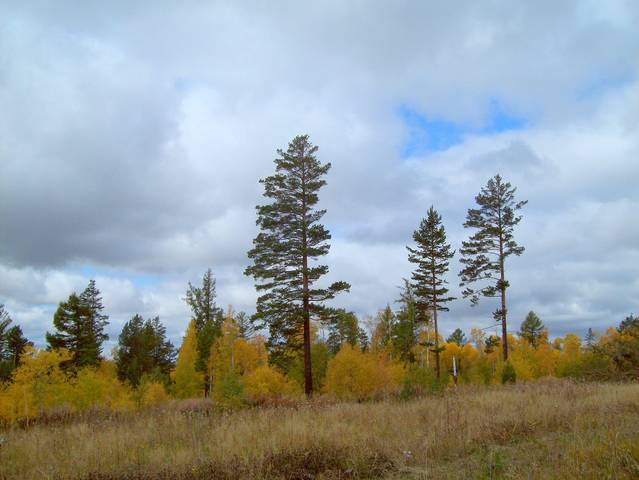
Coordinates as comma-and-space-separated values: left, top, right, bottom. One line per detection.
139, 381, 169, 406
0, 347, 72, 422
0, 348, 135, 424
70, 363, 134, 412
324, 344, 405, 400
172, 320, 203, 399
242, 365, 300, 402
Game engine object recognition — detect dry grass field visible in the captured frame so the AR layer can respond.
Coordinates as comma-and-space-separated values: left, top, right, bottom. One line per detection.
0, 379, 638, 480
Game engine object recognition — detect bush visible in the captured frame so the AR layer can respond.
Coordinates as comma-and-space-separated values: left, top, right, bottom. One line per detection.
501, 361, 517, 384
324, 344, 404, 400
401, 365, 452, 398
139, 381, 169, 407
243, 365, 299, 403
70, 364, 134, 412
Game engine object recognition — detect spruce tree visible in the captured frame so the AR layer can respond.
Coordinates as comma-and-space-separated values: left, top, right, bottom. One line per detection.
407, 206, 455, 378
185, 268, 223, 396
245, 134, 349, 395
459, 175, 527, 361
46, 280, 109, 368
519, 311, 544, 347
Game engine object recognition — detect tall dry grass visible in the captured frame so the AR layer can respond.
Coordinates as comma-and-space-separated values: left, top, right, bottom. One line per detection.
0, 379, 638, 479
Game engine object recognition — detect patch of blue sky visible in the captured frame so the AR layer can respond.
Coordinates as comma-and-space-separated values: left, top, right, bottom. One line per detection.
576, 72, 635, 101
77, 265, 161, 287
399, 99, 526, 158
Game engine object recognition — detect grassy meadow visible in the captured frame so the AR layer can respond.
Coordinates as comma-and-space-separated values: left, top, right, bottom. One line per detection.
1, 379, 638, 480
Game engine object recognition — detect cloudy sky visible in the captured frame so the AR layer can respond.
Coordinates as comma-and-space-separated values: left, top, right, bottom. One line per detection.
1, 1, 638, 350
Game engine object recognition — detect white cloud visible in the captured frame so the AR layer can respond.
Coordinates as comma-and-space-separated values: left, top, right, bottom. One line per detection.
0, 1, 637, 346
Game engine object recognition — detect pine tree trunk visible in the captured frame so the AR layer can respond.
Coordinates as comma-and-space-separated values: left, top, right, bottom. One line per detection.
302, 261, 312, 396
301, 164, 313, 396
433, 305, 440, 379
432, 277, 440, 380
499, 237, 508, 362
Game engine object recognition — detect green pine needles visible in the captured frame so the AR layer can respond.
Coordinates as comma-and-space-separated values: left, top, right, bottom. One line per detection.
459, 174, 527, 361
407, 206, 455, 379
245, 134, 349, 396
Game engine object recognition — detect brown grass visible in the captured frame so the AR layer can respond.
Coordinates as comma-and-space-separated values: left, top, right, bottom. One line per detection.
0, 379, 638, 479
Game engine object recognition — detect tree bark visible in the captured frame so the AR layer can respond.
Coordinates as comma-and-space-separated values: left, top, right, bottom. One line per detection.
432, 275, 440, 379
301, 157, 313, 396
499, 235, 508, 361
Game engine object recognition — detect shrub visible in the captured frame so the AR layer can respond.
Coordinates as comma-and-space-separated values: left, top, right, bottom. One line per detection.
139, 381, 169, 407
243, 365, 299, 403
324, 344, 404, 400
70, 364, 134, 412
501, 361, 517, 384
400, 365, 438, 399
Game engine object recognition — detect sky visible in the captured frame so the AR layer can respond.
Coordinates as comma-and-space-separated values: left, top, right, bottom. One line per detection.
1, 1, 638, 350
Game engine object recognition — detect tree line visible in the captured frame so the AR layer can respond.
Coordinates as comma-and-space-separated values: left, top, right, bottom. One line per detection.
0, 134, 637, 416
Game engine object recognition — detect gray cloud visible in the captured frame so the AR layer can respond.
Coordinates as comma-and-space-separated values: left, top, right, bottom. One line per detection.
0, 1, 638, 346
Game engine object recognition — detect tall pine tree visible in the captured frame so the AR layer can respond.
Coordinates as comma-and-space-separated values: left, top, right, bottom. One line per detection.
459, 175, 527, 361
46, 280, 109, 368
245, 134, 349, 395
407, 206, 455, 378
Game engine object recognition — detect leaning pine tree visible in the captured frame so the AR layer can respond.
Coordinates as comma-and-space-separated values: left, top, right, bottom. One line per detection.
407, 206, 455, 379
245, 134, 349, 396
459, 174, 527, 361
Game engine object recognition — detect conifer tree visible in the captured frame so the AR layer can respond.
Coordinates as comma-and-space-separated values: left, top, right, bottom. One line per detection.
0, 304, 11, 342
447, 328, 468, 346
519, 311, 544, 347
585, 328, 597, 350
484, 335, 501, 354
407, 206, 455, 378
79, 279, 109, 346
370, 305, 395, 353
459, 175, 527, 361
323, 309, 368, 355
115, 314, 176, 387
245, 134, 349, 396
173, 320, 203, 399
185, 268, 223, 396
0, 305, 32, 381
235, 311, 254, 339
46, 280, 109, 368
392, 280, 428, 363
